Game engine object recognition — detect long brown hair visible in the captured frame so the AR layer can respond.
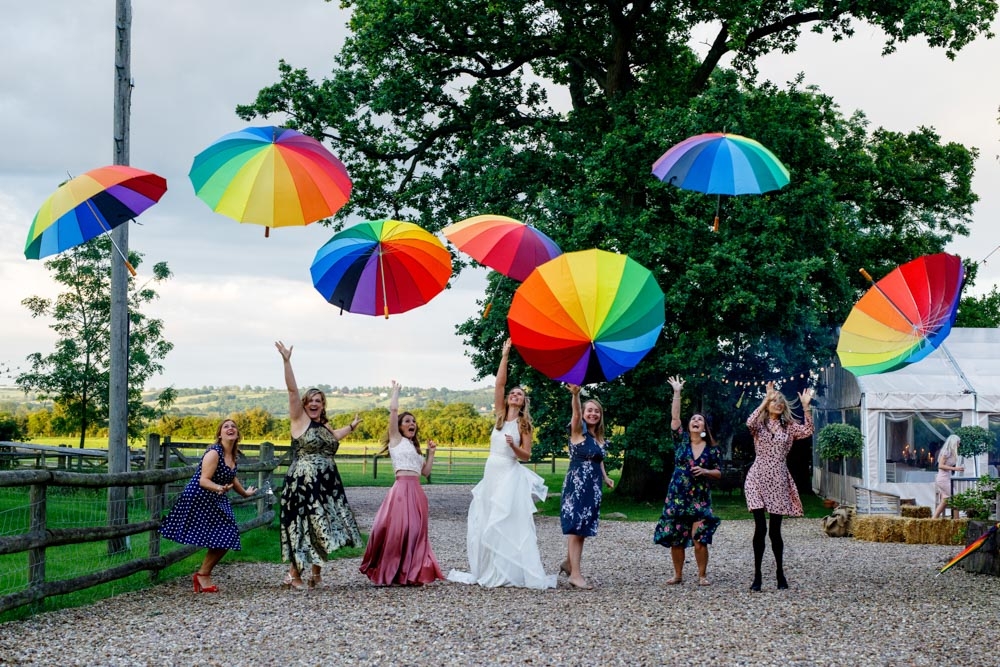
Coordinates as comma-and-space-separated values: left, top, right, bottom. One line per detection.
380, 411, 422, 456
301, 388, 329, 424
214, 419, 242, 460
688, 413, 717, 447
582, 397, 606, 443
495, 386, 534, 437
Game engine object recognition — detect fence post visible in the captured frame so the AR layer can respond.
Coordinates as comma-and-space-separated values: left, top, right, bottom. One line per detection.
28, 483, 47, 591
551, 453, 556, 474
258, 442, 274, 518
362, 445, 367, 475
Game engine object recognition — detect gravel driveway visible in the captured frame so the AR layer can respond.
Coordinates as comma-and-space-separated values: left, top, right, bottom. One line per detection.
1, 485, 998, 666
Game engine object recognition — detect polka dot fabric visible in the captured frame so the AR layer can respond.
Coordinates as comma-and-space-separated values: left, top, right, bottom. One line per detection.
160, 444, 241, 550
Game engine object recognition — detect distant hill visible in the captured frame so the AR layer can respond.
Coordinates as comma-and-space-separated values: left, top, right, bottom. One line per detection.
0, 385, 495, 417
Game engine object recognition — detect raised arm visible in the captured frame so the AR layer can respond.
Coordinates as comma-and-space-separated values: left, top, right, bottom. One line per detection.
388, 380, 401, 444
330, 413, 362, 442
276, 341, 306, 430
494, 338, 512, 416
568, 384, 584, 442
668, 375, 684, 432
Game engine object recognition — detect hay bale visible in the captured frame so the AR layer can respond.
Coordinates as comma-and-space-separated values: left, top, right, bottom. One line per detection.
853, 515, 906, 543
904, 518, 967, 545
901, 505, 931, 519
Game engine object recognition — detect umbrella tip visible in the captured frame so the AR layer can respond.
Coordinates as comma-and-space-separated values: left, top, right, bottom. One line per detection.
265, 226, 270, 238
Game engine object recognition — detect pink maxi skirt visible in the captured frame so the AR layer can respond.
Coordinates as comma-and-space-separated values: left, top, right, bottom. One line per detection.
359, 475, 445, 586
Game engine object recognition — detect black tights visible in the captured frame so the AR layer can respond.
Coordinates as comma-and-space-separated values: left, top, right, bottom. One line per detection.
751, 509, 786, 584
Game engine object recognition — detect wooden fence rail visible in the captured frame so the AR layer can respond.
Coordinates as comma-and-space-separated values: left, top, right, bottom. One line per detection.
0, 435, 278, 615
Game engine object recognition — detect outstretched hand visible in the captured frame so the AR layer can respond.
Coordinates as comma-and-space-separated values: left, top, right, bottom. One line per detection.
668, 375, 685, 392
501, 338, 512, 356
799, 387, 814, 407
275, 341, 293, 362
566, 384, 582, 395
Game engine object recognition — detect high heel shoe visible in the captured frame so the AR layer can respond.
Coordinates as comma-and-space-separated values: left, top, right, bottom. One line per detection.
750, 576, 762, 592
308, 575, 330, 590
776, 573, 789, 590
282, 573, 306, 591
559, 560, 570, 576
193, 573, 219, 593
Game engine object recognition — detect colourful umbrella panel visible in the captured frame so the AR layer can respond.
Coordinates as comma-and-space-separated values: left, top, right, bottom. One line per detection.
311, 219, 452, 317
189, 125, 351, 232
442, 214, 562, 282
25, 165, 167, 260
938, 522, 997, 576
508, 249, 664, 384
652, 132, 790, 195
837, 253, 964, 376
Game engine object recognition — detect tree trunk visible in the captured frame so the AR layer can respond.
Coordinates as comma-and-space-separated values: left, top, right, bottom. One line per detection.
616, 448, 669, 502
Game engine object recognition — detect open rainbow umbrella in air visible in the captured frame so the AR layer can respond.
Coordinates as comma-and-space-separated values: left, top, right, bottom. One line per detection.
652, 132, 789, 231
837, 253, 964, 376
507, 249, 664, 384
25, 165, 168, 275
442, 214, 561, 317
310, 219, 452, 318
189, 125, 352, 236
938, 522, 998, 576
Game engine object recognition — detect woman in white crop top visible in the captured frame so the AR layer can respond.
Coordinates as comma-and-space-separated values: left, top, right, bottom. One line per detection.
359, 380, 445, 585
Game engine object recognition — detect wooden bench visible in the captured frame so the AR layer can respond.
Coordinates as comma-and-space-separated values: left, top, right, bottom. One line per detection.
853, 485, 902, 515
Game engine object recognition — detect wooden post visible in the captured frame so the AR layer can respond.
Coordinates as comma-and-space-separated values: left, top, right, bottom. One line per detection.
144, 434, 161, 515
147, 435, 163, 577
106, 0, 133, 556
28, 483, 47, 590
257, 441, 274, 518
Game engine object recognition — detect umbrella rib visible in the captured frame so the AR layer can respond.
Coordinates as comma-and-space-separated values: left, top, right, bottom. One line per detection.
81, 197, 136, 276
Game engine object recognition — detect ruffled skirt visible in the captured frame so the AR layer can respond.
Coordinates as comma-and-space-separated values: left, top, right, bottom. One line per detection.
359, 476, 445, 586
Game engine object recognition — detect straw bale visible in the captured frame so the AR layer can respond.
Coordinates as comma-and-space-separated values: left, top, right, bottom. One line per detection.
901, 505, 931, 519
853, 516, 905, 542
904, 518, 967, 545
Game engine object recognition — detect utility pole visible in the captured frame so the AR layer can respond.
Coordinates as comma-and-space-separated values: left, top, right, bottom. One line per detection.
108, 0, 132, 555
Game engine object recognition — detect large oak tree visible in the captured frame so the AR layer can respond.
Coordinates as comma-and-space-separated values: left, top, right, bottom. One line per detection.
239, 1, 993, 498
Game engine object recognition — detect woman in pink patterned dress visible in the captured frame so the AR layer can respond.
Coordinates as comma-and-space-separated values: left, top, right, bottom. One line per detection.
744, 381, 814, 591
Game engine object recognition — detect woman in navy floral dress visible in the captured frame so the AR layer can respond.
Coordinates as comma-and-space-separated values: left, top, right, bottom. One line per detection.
160, 419, 256, 593
654, 376, 721, 586
559, 384, 614, 590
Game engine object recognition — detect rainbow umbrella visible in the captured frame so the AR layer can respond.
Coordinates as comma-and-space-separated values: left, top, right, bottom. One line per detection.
837, 253, 964, 376
189, 125, 351, 236
507, 249, 664, 384
651, 132, 789, 231
25, 165, 168, 275
938, 522, 998, 576
311, 219, 452, 318
442, 215, 561, 282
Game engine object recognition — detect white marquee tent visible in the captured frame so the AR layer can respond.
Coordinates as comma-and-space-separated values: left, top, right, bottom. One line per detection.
816, 328, 1000, 507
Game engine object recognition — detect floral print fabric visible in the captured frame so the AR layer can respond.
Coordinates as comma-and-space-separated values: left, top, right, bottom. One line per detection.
653, 429, 721, 548
560, 431, 606, 537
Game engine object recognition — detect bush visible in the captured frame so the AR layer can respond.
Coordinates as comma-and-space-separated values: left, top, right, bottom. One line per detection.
0, 413, 27, 441
816, 423, 863, 461
954, 426, 996, 458
949, 475, 1000, 520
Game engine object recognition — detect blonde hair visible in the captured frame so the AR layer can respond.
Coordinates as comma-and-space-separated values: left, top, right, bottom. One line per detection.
940, 434, 960, 461
495, 386, 534, 436
755, 391, 797, 427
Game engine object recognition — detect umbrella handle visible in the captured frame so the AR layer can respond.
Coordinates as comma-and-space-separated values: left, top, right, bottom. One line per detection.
482, 301, 493, 319
265, 226, 270, 238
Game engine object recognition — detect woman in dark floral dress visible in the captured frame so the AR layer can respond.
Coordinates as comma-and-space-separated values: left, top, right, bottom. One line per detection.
654, 376, 721, 586
559, 384, 614, 590
744, 380, 814, 591
276, 341, 363, 590
160, 419, 256, 592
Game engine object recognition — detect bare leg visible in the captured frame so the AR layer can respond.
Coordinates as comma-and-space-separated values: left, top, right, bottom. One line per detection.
693, 542, 709, 581
197, 548, 228, 588
668, 546, 685, 583
932, 495, 948, 519
567, 535, 590, 588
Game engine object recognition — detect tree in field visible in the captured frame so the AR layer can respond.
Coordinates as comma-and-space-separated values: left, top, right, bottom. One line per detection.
16, 237, 176, 448
239, 1, 992, 498
957, 285, 1000, 327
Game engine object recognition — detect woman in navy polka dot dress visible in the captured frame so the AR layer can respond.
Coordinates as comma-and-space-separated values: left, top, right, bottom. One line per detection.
159, 419, 256, 592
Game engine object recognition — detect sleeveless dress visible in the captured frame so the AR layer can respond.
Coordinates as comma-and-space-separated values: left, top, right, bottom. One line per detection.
160, 443, 241, 550
560, 430, 606, 537
279, 421, 362, 573
653, 428, 722, 548
936, 450, 957, 499
448, 420, 557, 589
744, 406, 814, 516
359, 438, 445, 586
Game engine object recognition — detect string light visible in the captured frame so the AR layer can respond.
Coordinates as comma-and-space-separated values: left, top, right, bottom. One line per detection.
683, 359, 838, 389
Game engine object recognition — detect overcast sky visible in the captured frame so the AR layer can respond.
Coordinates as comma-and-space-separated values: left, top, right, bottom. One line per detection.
1, 3, 997, 392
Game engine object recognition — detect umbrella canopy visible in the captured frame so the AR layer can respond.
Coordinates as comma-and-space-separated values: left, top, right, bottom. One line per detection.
652, 132, 790, 195
25, 165, 167, 264
507, 249, 664, 384
441, 214, 561, 282
938, 522, 998, 576
189, 125, 351, 235
310, 219, 452, 318
837, 253, 964, 376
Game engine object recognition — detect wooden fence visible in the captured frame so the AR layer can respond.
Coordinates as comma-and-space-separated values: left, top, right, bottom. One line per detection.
0, 436, 278, 614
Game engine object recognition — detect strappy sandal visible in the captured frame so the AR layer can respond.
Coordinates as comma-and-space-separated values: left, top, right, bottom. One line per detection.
282, 573, 306, 591
698, 577, 711, 586
567, 578, 593, 590
308, 575, 330, 590
665, 576, 683, 585
559, 560, 571, 576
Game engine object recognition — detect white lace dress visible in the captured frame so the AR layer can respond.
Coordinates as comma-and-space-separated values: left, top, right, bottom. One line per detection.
448, 420, 557, 589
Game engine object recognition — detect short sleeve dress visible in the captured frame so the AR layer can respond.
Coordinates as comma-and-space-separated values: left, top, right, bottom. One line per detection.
160, 443, 241, 550
653, 428, 722, 547
280, 421, 362, 572
743, 406, 814, 516
560, 429, 606, 537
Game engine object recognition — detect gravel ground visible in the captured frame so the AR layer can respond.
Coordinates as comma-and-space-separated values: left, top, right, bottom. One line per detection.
2, 485, 998, 666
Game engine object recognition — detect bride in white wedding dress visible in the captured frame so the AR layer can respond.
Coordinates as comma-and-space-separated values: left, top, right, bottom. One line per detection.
448, 338, 557, 589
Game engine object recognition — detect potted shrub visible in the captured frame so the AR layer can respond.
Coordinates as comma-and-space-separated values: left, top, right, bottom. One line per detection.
954, 426, 996, 476
817, 423, 864, 504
